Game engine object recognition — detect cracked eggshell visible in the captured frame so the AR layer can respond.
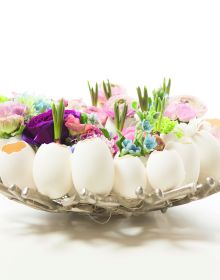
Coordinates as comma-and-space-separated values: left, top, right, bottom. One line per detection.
146, 149, 185, 191
192, 130, 220, 182
33, 143, 74, 199
0, 136, 21, 149
71, 137, 114, 195
166, 140, 200, 185
0, 140, 36, 189
113, 155, 148, 199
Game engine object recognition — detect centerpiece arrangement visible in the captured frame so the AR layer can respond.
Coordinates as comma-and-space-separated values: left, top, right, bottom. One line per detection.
0, 79, 220, 220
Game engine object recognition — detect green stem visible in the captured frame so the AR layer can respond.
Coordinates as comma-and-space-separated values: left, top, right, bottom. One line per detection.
103, 79, 112, 100
114, 100, 128, 132
88, 81, 98, 106
136, 86, 149, 112
52, 99, 65, 143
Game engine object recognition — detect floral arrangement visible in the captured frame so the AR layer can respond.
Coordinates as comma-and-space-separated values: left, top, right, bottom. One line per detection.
0, 80, 219, 202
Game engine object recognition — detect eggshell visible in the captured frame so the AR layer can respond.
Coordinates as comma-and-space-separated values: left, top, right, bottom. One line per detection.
166, 140, 200, 185
33, 143, 74, 199
192, 130, 220, 182
71, 137, 114, 195
113, 156, 148, 198
146, 149, 185, 191
0, 136, 21, 149
0, 140, 36, 189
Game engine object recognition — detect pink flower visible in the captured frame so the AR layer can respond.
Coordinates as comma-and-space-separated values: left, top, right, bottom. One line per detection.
165, 95, 207, 119
165, 102, 196, 122
83, 106, 107, 126
0, 101, 27, 117
66, 99, 87, 111
103, 94, 136, 119
98, 84, 126, 106
122, 126, 136, 141
0, 101, 27, 138
65, 114, 93, 136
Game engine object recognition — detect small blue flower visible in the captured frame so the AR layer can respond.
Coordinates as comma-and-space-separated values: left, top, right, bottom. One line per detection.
122, 139, 141, 155
34, 99, 51, 114
143, 135, 157, 151
141, 120, 152, 132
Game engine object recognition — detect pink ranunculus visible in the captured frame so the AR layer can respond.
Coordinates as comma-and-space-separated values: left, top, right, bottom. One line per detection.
83, 106, 107, 126
65, 114, 92, 136
122, 126, 136, 141
164, 103, 178, 120
103, 94, 136, 119
98, 84, 126, 106
165, 102, 196, 122
166, 95, 207, 118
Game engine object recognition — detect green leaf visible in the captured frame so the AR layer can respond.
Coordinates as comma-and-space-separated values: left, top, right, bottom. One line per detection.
116, 135, 125, 150
131, 101, 138, 110
80, 113, 88, 124
100, 128, 111, 140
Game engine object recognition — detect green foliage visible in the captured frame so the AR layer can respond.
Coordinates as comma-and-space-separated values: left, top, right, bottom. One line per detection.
100, 128, 111, 140
88, 81, 98, 106
80, 113, 88, 124
102, 79, 112, 100
0, 95, 9, 103
114, 100, 128, 132
159, 117, 177, 134
52, 99, 65, 143
136, 86, 149, 112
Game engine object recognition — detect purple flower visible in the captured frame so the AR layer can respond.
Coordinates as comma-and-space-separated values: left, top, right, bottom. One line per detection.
22, 109, 81, 146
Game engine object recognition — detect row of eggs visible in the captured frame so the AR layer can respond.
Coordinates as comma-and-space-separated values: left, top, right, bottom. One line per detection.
0, 130, 220, 200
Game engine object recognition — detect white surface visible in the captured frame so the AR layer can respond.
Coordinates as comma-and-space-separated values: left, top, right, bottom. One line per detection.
1, 194, 220, 280
1, 0, 220, 279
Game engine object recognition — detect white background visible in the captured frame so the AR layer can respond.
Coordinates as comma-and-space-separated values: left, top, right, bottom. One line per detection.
0, 0, 220, 279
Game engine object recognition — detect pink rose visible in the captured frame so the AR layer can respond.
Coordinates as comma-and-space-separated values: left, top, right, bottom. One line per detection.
65, 114, 93, 136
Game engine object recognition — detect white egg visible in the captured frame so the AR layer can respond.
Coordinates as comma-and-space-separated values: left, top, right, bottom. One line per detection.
166, 140, 200, 185
140, 156, 148, 167
113, 156, 148, 199
33, 143, 74, 199
146, 149, 185, 191
191, 130, 220, 182
0, 140, 36, 189
71, 137, 114, 195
